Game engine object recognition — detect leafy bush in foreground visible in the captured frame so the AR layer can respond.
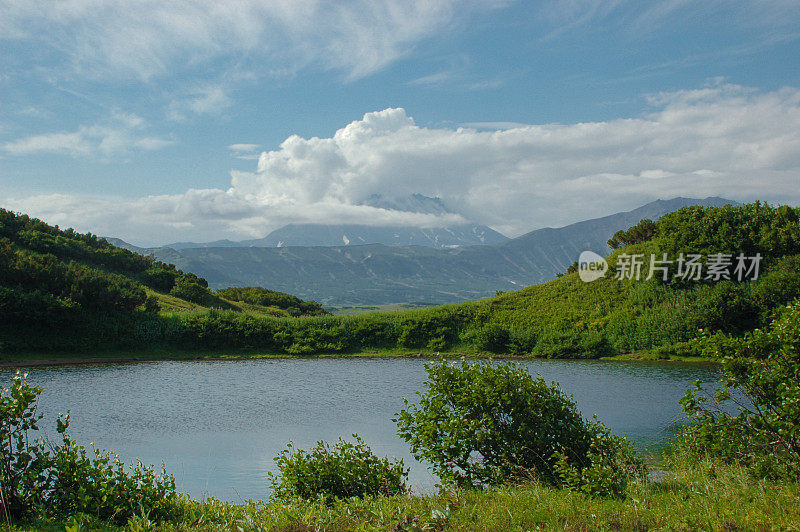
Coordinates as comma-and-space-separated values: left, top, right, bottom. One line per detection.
677, 300, 800, 480
269, 435, 408, 502
0, 373, 180, 524
395, 360, 643, 496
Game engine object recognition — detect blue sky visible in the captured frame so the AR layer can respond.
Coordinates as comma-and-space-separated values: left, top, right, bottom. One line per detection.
2, 0, 800, 245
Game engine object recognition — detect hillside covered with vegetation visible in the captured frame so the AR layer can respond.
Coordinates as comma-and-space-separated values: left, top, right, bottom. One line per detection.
1, 201, 798, 359
0, 208, 327, 354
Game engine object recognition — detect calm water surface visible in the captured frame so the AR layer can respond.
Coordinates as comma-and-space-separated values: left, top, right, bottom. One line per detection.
2, 358, 719, 501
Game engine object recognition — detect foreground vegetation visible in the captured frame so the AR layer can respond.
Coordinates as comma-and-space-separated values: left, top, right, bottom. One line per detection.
11, 461, 799, 531
5, 299, 800, 530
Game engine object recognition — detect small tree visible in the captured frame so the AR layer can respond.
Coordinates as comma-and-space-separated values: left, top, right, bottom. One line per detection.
607, 219, 657, 249
269, 435, 408, 502
0, 372, 49, 517
678, 300, 800, 479
395, 359, 642, 494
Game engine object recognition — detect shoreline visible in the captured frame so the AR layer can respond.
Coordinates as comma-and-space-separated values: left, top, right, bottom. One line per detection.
0, 347, 718, 368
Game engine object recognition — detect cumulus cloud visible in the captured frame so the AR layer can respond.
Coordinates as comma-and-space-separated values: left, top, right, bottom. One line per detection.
0, 0, 508, 82
5, 83, 800, 246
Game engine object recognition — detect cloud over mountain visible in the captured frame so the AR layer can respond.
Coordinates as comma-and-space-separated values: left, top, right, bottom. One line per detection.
5, 83, 800, 246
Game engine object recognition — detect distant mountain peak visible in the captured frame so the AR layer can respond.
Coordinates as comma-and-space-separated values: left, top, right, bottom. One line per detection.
360, 193, 453, 215
161, 193, 507, 250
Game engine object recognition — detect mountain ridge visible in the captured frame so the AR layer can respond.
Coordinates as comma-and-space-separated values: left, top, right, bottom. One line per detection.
134, 196, 737, 305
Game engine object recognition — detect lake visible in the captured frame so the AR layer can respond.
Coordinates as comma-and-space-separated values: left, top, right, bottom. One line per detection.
2, 357, 720, 501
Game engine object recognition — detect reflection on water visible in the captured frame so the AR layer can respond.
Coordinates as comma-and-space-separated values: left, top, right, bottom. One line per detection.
1, 357, 719, 501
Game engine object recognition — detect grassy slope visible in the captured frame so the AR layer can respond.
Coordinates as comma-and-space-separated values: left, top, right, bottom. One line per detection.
147, 288, 292, 317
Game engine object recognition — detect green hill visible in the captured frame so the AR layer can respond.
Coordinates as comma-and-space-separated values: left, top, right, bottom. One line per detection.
1, 202, 798, 359
0, 209, 326, 354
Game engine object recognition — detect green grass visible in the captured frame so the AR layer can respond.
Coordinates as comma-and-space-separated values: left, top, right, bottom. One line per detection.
145, 289, 202, 312
147, 288, 293, 317
13, 459, 800, 531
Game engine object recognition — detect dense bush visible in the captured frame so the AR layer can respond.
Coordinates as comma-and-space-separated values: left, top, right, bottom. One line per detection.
396, 307, 467, 350
0, 373, 180, 523
0, 246, 146, 315
139, 267, 177, 292
0, 285, 79, 325
0, 208, 215, 314
553, 423, 644, 498
677, 300, 800, 480
170, 276, 213, 306
395, 360, 643, 495
531, 327, 613, 358
269, 435, 408, 502
751, 254, 800, 319
461, 323, 511, 353
655, 202, 800, 282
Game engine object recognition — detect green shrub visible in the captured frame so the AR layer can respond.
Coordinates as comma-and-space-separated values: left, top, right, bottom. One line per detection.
170, 277, 212, 306
752, 254, 800, 319
506, 326, 537, 355
344, 314, 400, 348
395, 360, 642, 493
139, 268, 177, 292
464, 323, 511, 353
0, 372, 180, 523
689, 282, 759, 335
608, 218, 657, 249
0, 372, 50, 517
395, 308, 464, 350
676, 300, 800, 480
531, 328, 614, 358
48, 419, 179, 524
554, 423, 644, 498
269, 435, 408, 502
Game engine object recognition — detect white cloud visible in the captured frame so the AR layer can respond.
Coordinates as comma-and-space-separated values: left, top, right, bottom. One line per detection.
5, 84, 800, 246
227, 143, 262, 160
168, 85, 234, 121
1, 112, 173, 157
0, 0, 509, 82
541, 0, 800, 40
228, 144, 261, 153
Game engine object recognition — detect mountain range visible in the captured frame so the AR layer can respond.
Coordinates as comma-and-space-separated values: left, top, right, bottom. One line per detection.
113, 196, 735, 306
